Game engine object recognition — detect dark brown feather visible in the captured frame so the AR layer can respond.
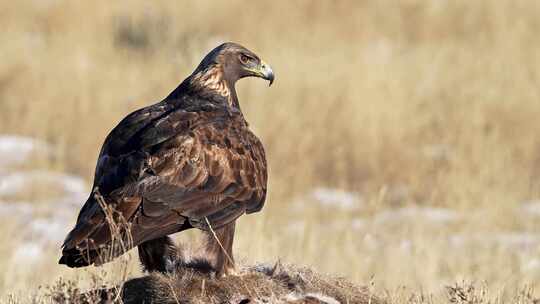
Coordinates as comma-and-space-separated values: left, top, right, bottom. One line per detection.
60, 43, 269, 272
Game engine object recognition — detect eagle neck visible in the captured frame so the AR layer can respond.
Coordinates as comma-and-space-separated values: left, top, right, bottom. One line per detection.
182, 64, 240, 110
224, 77, 240, 110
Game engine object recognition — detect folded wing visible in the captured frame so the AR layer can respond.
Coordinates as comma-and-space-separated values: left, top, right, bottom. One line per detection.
60, 103, 267, 267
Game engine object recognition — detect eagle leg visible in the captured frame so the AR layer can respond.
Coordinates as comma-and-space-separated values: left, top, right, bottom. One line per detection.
137, 236, 179, 273
204, 221, 236, 277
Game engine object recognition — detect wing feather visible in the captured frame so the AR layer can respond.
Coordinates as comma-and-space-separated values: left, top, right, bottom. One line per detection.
61, 103, 267, 267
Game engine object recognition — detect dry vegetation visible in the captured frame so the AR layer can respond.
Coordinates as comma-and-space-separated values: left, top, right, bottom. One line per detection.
1, 0, 540, 302
46, 259, 377, 304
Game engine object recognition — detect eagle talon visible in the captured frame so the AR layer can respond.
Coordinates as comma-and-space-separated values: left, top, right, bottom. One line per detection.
217, 266, 239, 278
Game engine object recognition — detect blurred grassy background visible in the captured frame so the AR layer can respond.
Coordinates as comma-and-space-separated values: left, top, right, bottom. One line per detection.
1, 0, 540, 300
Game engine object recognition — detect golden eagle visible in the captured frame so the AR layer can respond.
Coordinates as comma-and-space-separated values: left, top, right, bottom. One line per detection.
59, 42, 274, 276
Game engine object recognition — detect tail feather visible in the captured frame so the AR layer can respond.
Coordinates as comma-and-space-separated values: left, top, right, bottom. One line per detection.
59, 240, 134, 268
59, 247, 96, 268
59, 213, 190, 268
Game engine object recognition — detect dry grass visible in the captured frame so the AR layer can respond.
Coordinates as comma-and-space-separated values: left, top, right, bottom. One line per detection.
1, 0, 540, 302
18, 262, 540, 303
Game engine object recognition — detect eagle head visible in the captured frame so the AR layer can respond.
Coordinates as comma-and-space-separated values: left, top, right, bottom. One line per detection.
178, 42, 274, 108
195, 42, 274, 87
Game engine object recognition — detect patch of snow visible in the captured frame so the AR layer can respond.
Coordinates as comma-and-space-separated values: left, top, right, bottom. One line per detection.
520, 200, 540, 217
0, 135, 87, 253
362, 233, 379, 249
0, 173, 26, 196
351, 218, 366, 230
0, 201, 34, 216
29, 217, 70, 243
491, 233, 540, 249
448, 234, 467, 247
0, 170, 86, 198
399, 239, 413, 253
285, 293, 340, 304
523, 258, 540, 272
0, 202, 74, 244
374, 206, 460, 225
311, 187, 363, 210
11, 242, 43, 263
448, 232, 540, 250
0, 135, 50, 169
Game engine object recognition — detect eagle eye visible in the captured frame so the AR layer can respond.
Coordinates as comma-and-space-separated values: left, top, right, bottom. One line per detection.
239, 54, 254, 65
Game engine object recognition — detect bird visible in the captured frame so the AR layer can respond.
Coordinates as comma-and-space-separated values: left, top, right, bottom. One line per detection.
59, 42, 274, 277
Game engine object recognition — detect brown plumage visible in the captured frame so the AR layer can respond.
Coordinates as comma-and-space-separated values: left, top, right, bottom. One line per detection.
59, 42, 274, 276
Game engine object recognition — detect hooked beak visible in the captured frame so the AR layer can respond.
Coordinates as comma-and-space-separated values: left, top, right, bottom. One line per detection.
258, 60, 275, 86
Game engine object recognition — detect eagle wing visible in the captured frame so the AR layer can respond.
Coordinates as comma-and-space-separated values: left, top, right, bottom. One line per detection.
61, 102, 267, 266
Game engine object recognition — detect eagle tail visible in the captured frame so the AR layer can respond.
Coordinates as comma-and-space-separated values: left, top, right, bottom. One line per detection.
59, 236, 134, 268
58, 193, 139, 268
58, 247, 95, 268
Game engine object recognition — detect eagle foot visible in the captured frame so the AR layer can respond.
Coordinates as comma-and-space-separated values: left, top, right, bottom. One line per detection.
137, 236, 179, 274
